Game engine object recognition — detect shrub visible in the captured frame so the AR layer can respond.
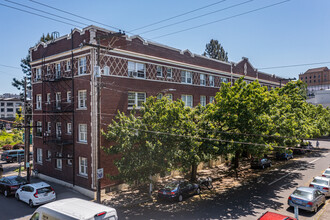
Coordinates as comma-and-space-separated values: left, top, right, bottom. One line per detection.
13, 144, 24, 149
2, 144, 13, 150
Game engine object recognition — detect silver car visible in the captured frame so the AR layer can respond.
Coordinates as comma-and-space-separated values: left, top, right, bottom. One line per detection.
309, 176, 330, 196
288, 187, 325, 212
322, 168, 330, 178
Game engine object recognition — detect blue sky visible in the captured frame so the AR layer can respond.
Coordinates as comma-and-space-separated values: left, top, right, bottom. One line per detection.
0, 0, 329, 94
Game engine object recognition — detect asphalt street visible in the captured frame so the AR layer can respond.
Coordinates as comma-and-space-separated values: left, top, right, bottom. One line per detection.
116, 140, 330, 220
0, 140, 329, 219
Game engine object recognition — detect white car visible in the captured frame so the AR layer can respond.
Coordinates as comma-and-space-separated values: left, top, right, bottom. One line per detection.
322, 168, 330, 178
309, 176, 330, 196
15, 182, 56, 207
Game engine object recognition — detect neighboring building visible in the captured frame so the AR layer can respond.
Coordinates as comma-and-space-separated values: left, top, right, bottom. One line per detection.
29, 25, 285, 198
307, 89, 330, 108
0, 93, 21, 99
0, 97, 23, 118
299, 67, 330, 95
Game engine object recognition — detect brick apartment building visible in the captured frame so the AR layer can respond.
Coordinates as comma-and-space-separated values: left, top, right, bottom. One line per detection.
30, 25, 284, 197
299, 67, 330, 94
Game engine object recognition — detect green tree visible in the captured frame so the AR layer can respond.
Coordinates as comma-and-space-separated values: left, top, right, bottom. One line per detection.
203, 39, 228, 62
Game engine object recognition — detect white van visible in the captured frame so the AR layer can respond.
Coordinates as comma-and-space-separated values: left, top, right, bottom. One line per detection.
30, 198, 118, 220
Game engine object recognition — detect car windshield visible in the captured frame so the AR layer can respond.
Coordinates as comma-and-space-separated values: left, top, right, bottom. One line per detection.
324, 170, 330, 174
38, 187, 52, 193
293, 189, 313, 200
312, 179, 329, 185
8, 176, 26, 185
164, 181, 179, 191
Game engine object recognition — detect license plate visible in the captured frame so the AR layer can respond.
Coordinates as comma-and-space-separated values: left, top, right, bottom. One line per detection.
295, 199, 302, 205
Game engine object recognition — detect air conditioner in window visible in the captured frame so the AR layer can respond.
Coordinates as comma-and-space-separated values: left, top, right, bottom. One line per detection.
128, 71, 137, 77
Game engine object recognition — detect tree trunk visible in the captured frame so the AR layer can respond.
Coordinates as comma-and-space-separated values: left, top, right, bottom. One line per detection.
234, 151, 240, 179
191, 163, 198, 182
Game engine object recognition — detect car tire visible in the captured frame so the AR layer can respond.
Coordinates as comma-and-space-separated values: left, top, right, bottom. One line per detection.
29, 200, 34, 208
196, 188, 201, 195
4, 190, 9, 197
16, 193, 20, 201
178, 194, 183, 202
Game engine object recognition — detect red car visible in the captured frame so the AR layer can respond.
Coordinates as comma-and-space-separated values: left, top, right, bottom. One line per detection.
258, 211, 296, 220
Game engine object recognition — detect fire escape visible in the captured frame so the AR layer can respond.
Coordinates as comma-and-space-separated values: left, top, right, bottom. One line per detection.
40, 31, 75, 185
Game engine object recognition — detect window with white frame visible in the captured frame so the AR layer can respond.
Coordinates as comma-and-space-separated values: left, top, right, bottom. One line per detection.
37, 148, 42, 164
181, 95, 193, 107
55, 63, 61, 78
181, 71, 192, 84
103, 66, 110, 75
47, 122, 51, 134
56, 92, 61, 109
79, 157, 88, 176
66, 60, 71, 71
166, 94, 173, 101
56, 152, 62, 169
156, 93, 163, 100
56, 122, 61, 139
46, 150, 51, 161
46, 93, 50, 104
200, 74, 206, 86
67, 91, 71, 103
200, 96, 206, 107
166, 68, 172, 78
79, 124, 87, 142
36, 94, 42, 109
127, 92, 146, 109
78, 57, 87, 75
46, 66, 50, 76
67, 123, 72, 134
209, 75, 214, 87
36, 68, 41, 81
78, 90, 87, 109
67, 154, 72, 165
128, 61, 145, 78
209, 96, 215, 103
36, 121, 42, 136
156, 66, 162, 77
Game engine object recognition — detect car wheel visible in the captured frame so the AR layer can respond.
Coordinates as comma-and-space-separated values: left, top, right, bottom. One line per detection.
196, 188, 201, 195
178, 194, 183, 202
4, 190, 9, 197
16, 193, 20, 201
29, 200, 34, 208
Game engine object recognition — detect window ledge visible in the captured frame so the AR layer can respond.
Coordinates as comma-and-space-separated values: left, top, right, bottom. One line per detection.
77, 174, 88, 179
55, 168, 62, 171
77, 141, 88, 145
76, 107, 87, 110
36, 162, 43, 165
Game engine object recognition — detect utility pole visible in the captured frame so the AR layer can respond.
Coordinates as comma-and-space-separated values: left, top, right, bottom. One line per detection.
96, 38, 101, 203
24, 77, 31, 183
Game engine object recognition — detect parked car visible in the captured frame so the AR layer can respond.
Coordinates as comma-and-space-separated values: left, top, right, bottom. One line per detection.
258, 211, 296, 220
16, 182, 56, 207
1, 150, 32, 163
288, 186, 326, 212
309, 176, 330, 196
276, 152, 293, 160
30, 198, 118, 220
0, 175, 27, 197
158, 180, 200, 202
322, 168, 330, 178
251, 158, 272, 169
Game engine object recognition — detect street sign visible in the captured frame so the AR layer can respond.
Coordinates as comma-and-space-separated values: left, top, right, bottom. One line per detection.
97, 168, 103, 180
26, 162, 30, 168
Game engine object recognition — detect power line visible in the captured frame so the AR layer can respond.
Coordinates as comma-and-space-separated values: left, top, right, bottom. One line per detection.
129, 0, 228, 32
258, 61, 330, 70
152, 0, 291, 39
5, 0, 89, 27
29, 0, 127, 34
0, 64, 21, 70
0, 2, 83, 28
139, 0, 254, 35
